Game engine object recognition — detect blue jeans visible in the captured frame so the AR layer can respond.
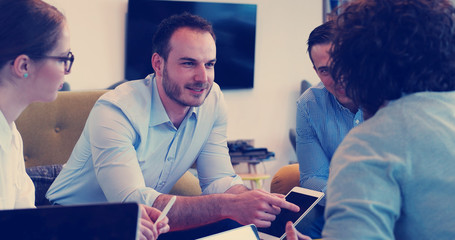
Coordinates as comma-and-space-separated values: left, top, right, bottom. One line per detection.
295, 204, 325, 239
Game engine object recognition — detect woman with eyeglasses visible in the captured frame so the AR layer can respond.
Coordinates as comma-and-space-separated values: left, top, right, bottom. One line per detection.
0, 0, 168, 239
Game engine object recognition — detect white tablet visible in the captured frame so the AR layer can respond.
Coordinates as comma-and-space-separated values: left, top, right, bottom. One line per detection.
258, 187, 324, 240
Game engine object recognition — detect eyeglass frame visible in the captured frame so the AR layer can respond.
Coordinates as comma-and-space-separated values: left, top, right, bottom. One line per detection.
30, 51, 75, 73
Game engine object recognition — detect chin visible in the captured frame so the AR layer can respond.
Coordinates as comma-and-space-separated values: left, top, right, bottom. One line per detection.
44, 91, 59, 103
184, 99, 205, 107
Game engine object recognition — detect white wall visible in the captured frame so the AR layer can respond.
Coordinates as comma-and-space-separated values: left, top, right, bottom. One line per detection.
45, 0, 323, 190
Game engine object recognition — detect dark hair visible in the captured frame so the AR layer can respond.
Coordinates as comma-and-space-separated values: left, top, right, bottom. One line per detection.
0, 0, 66, 68
331, 0, 455, 115
152, 12, 216, 61
307, 21, 335, 65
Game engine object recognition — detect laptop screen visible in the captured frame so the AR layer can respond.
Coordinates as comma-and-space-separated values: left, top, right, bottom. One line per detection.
0, 202, 140, 240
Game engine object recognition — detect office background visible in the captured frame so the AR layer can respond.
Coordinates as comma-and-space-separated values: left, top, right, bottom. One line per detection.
44, 0, 323, 190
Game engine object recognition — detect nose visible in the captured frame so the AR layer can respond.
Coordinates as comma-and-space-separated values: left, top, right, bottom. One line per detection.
194, 64, 208, 83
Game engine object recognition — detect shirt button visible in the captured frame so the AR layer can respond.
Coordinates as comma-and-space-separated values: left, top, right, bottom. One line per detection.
355, 119, 360, 125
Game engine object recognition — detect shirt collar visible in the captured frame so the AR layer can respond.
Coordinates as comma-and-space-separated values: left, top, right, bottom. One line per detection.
330, 93, 364, 125
0, 111, 13, 150
331, 94, 358, 115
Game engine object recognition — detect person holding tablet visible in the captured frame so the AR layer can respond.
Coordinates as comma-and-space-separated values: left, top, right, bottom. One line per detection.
295, 20, 363, 238
288, 0, 455, 239
0, 1, 168, 239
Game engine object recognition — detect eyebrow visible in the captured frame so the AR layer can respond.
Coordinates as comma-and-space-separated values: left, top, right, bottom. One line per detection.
179, 57, 217, 63
317, 66, 329, 71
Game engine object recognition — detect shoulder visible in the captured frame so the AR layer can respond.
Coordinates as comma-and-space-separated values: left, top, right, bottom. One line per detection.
200, 82, 225, 111
297, 82, 330, 106
297, 82, 334, 115
194, 82, 227, 124
206, 82, 224, 102
93, 79, 152, 129
100, 79, 151, 108
100, 79, 150, 103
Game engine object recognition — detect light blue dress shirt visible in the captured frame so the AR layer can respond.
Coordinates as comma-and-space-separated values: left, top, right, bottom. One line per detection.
47, 74, 242, 206
296, 82, 363, 205
324, 91, 455, 239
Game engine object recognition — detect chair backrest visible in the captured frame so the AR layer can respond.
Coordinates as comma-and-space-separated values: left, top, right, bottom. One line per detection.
16, 90, 108, 168
300, 79, 312, 94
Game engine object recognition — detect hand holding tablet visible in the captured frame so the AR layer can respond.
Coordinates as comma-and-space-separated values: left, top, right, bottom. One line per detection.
259, 187, 324, 240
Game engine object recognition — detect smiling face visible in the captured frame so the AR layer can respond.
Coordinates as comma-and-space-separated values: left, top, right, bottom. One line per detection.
29, 24, 71, 103
154, 27, 216, 110
311, 43, 356, 111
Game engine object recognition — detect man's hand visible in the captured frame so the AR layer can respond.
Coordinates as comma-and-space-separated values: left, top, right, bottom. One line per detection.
138, 204, 170, 240
224, 189, 300, 228
285, 221, 312, 240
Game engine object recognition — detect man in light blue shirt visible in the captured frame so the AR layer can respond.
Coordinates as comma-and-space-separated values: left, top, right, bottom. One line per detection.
322, 0, 455, 238
47, 13, 298, 239
287, 1, 455, 239
286, 0, 455, 239
295, 21, 363, 238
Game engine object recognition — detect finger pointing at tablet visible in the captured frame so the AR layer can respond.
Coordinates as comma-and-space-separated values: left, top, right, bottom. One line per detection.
267, 193, 300, 213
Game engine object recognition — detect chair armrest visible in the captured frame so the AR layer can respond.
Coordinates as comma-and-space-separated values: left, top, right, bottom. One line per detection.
270, 163, 300, 195
169, 171, 202, 196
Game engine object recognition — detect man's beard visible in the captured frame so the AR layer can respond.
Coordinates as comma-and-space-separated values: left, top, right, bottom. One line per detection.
162, 64, 212, 107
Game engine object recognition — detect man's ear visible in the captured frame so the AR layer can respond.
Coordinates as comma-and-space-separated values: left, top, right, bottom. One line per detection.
12, 54, 31, 78
151, 53, 164, 78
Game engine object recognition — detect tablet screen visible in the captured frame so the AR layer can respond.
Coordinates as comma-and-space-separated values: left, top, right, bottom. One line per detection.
259, 191, 319, 238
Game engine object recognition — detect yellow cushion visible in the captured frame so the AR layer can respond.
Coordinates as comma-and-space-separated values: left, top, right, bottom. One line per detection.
270, 163, 300, 195
16, 90, 107, 168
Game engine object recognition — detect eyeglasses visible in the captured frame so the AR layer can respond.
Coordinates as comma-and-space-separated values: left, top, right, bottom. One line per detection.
34, 51, 75, 73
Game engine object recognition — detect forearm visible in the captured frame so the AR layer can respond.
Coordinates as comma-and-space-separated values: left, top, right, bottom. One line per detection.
152, 194, 234, 231
297, 143, 330, 190
154, 188, 301, 231
225, 184, 249, 194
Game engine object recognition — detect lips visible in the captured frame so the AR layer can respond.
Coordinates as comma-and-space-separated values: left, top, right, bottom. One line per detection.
187, 87, 204, 92
186, 83, 209, 95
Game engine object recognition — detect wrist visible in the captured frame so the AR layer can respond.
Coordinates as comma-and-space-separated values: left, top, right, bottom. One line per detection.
218, 193, 236, 219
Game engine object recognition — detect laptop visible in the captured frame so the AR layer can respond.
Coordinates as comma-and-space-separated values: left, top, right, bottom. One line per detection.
0, 202, 140, 240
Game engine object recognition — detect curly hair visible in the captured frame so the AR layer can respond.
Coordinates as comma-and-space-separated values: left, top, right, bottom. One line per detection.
330, 0, 455, 115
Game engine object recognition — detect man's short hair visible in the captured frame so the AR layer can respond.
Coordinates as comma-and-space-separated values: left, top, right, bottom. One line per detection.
152, 12, 216, 60
307, 21, 335, 65
331, 0, 455, 115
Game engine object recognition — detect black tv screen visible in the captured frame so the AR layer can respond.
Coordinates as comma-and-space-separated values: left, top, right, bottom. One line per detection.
125, 0, 257, 89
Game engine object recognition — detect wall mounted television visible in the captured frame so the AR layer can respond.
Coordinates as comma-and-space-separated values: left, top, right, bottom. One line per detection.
125, 0, 257, 89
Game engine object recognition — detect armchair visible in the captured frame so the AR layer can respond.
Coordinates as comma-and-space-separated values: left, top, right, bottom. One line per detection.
16, 90, 201, 206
